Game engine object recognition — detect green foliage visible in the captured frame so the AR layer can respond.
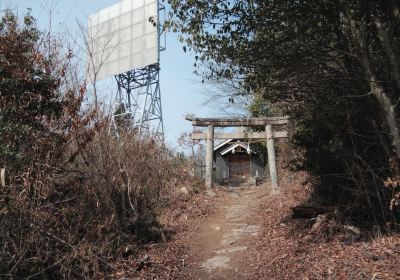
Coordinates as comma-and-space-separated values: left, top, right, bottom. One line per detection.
0, 11, 62, 167
168, 0, 400, 228
248, 94, 269, 117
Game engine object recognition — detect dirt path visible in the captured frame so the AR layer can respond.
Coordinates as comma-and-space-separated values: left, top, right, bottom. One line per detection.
122, 173, 400, 279
185, 183, 272, 279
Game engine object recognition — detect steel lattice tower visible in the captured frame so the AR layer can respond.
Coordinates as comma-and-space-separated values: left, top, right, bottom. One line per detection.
111, 1, 165, 138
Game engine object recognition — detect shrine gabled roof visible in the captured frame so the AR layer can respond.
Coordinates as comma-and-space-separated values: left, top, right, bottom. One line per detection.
214, 139, 234, 151
220, 142, 252, 156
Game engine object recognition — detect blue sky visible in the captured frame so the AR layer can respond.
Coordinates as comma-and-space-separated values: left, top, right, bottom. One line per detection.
1, 0, 239, 148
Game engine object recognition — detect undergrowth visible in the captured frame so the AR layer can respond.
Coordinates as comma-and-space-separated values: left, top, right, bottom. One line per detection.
0, 12, 191, 279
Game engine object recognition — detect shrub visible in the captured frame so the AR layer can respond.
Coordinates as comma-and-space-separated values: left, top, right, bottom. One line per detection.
0, 12, 189, 279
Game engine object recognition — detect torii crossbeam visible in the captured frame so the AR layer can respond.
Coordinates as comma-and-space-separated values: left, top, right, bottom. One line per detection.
186, 116, 290, 192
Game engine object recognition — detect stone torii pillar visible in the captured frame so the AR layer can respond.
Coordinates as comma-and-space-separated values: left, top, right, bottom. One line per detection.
266, 124, 279, 193
205, 125, 214, 188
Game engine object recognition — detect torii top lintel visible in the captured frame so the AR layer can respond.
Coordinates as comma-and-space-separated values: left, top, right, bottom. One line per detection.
185, 116, 290, 127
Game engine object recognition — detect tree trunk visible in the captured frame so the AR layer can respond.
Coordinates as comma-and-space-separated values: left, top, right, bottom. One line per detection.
346, 12, 400, 161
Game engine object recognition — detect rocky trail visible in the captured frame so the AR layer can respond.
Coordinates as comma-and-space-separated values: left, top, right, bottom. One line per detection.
120, 175, 400, 280
185, 184, 271, 279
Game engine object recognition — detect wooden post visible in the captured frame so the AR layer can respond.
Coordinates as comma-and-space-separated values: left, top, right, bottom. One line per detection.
205, 125, 214, 188
266, 125, 279, 192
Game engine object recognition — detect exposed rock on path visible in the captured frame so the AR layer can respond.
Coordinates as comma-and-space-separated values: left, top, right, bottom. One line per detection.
187, 184, 271, 279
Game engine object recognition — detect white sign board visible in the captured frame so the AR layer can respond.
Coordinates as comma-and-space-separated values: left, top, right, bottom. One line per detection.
88, 0, 158, 80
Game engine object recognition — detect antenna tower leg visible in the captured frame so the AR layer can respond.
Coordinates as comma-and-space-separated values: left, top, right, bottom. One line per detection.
112, 64, 164, 139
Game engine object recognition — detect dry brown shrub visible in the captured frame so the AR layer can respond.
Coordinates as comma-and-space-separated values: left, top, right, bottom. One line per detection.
0, 11, 192, 279
80, 129, 189, 240
0, 127, 190, 279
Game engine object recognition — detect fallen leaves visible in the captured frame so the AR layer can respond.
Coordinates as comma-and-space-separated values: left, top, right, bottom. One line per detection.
110, 171, 400, 279
243, 173, 400, 280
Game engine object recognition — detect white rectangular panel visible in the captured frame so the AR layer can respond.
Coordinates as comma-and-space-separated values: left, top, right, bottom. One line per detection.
120, 41, 131, 57
121, 0, 132, 12
108, 3, 121, 19
144, 33, 156, 48
98, 8, 109, 23
132, 22, 144, 38
120, 27, 131, 42
132, 0, 145, 10
88, 0, 158, 81
120, 13, 131, 28
133, 8, 144, 24
120, 56, 132, 70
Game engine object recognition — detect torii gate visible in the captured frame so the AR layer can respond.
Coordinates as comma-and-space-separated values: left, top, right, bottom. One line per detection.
186, 116, 290, 193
